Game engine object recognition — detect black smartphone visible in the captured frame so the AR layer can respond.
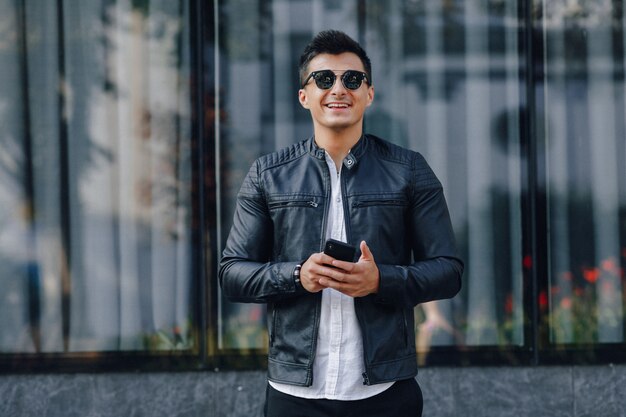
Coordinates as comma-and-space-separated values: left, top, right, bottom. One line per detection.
323, 239, 356, 262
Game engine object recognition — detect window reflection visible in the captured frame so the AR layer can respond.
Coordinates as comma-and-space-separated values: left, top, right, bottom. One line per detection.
365, 0, 525, 353
542, 0, 626, 344
0, 0, 194, 353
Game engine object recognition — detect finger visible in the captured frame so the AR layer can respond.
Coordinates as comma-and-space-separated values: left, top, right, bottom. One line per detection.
312, 252, 332, 266
359, 240, 375, 261
319, 276, 346, 290
319, 278, 363, 298
319, 252, 340, 265
330, 259, 355, 272
320, 266, 351, 283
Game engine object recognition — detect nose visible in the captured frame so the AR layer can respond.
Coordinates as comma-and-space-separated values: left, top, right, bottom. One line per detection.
330, 75, 347, 95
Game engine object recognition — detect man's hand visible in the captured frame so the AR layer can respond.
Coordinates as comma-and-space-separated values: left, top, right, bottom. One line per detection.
300, 241, 379, 297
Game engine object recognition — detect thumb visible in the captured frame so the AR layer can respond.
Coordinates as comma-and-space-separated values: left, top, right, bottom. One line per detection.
359, 240, 375, 261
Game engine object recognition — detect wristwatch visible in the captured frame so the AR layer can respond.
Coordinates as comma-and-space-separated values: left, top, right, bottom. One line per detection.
293, 264, 302, 289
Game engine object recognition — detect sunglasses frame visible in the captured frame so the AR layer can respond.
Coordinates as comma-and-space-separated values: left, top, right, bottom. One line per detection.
301, 69, 370, 90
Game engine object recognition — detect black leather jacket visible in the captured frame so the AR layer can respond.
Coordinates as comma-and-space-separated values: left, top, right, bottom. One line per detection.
219, 134, 463, 386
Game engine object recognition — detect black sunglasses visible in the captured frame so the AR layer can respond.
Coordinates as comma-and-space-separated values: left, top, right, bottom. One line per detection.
302, 69, 370, 90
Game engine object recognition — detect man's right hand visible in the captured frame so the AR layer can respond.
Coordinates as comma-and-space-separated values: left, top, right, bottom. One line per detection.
300, 252, 347, 293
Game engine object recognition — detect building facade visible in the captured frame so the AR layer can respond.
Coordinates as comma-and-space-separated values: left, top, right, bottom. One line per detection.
1, 0, 626, 416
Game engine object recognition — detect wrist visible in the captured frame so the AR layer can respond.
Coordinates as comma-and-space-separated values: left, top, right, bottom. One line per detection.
293, 264, 303, 290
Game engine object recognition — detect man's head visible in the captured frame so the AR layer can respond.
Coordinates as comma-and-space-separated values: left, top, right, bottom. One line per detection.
298, 30, 375, 137
299, 30, 372, 88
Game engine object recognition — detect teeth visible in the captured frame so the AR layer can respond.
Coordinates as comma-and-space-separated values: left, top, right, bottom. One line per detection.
327, 103, 348, 108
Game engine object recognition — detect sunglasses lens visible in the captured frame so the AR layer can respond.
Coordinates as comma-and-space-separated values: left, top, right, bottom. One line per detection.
313, 71, 336, 89
342, 71, 364, 90
307, 70, 367, 90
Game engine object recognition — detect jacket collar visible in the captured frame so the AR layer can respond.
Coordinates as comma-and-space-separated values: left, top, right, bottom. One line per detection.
308, 134, 368, 171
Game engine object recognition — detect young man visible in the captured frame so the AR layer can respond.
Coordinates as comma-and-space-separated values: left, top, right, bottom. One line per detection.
219, 30, 463, 417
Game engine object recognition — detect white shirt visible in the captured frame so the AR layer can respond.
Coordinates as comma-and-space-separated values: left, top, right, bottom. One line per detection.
270, 152, 393, 400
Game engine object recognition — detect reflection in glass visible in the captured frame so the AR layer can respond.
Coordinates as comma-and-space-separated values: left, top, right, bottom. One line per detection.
543, 0, 626, 344
0, 0, 194, 353
366, 0, 525, 353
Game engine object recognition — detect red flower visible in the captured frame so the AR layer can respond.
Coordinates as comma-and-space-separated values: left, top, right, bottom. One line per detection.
583, 268, 600, 284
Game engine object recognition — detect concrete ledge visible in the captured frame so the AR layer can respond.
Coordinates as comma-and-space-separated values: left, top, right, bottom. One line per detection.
1, 365, 625, 416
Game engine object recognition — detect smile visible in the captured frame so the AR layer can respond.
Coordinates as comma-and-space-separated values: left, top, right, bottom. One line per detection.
326, 103, 350, 108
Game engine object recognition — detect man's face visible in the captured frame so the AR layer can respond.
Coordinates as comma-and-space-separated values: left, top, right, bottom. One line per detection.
298, 52, 374, 135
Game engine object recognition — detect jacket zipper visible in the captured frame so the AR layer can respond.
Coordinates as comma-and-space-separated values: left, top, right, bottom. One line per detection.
403, 309, 409, 347
354, 297, 371, 386
318, 161, 331, 251
352, 199, 405, 208
268, 200, 319, 209
303, 159, 331, 386
306, 293, 322, 386
340, 167, 351, 243
270, 308, 277, 347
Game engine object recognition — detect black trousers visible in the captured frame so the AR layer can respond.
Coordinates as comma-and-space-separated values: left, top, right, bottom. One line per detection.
264, 378, 423, 417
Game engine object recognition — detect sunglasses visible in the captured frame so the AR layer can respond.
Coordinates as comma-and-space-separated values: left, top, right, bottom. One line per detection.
302, 69, 370, 90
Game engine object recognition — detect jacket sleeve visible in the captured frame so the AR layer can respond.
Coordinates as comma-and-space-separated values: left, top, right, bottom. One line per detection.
375, 154, 463, 308
218, 160, 308, 303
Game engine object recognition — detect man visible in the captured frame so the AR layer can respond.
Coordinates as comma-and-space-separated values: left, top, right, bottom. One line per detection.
219, 30, 463, 417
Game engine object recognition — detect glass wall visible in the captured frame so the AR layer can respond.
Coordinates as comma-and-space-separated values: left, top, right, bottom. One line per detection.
1, 0, 626, 369
364, 0, 525, 356
215, 0, 527, 363
542, 1, 626, 347
0, 0, 195, 355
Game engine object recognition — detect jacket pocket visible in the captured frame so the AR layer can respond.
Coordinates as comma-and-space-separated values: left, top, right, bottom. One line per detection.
268, 197, 319, 209
351, 193, 407, 208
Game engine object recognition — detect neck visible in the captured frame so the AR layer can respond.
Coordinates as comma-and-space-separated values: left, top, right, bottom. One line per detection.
314, 124, 362, 168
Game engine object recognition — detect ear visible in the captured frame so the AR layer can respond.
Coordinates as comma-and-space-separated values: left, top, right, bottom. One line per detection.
365, 86, 375, 107
298, 89, 310, 109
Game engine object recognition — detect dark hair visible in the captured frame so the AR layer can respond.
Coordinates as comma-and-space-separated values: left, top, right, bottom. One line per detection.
298, 30, 372, 87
